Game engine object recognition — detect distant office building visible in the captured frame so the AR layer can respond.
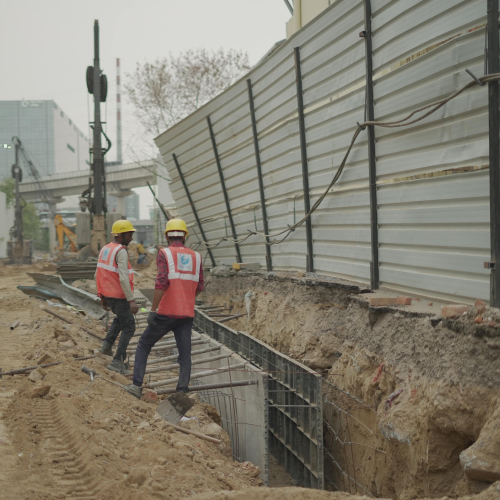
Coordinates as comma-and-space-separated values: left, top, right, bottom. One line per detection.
107, 192, 140, 219
0, 100, 90, 180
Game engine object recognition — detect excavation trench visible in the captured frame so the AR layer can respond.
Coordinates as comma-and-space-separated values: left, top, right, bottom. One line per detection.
198, 267, 500, 499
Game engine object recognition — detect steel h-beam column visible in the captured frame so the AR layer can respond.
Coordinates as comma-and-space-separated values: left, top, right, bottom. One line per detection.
294, 47, 314, 273
172, 153, 216, 268
487, 0, 500, 306
246, 79, 273, 271
206, 116, 242, 263
363, 0, 380, 290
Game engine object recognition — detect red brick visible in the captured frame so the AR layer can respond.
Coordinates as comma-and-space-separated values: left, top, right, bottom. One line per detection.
440, 304, 469, 318
474, 316, 483, 324
474, 299, 486, 315
369, 297, 412, 307
141, 390, 158, 403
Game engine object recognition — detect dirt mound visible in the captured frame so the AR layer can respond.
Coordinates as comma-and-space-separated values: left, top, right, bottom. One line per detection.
191, 486, 364, 499
201, 271, 500, 499
190, 483, 500, 500
0, 264, 262, 499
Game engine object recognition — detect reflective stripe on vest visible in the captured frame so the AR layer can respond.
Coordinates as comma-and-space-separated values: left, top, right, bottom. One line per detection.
157, 246, 201, 318
96, 242, 134, 299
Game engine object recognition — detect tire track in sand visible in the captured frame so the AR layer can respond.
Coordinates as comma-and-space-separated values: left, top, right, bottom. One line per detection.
34, 399, 105, 499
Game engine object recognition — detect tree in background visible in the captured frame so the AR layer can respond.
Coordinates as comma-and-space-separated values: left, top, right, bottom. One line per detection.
125, 48, 250, 136
0, 177, 48, 251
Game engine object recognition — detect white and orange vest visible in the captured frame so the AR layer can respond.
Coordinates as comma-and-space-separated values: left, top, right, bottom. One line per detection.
96, 242, 134, 299
157, 246, 201, 318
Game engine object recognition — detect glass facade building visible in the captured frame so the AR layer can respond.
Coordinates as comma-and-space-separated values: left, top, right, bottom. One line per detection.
0, 100, 90, 180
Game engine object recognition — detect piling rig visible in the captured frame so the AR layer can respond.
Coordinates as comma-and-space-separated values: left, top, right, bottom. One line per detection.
9, 136, 59, 263
80, 19, 111, 256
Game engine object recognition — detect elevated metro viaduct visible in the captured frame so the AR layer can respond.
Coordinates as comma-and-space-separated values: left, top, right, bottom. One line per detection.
18, 160, 157, 253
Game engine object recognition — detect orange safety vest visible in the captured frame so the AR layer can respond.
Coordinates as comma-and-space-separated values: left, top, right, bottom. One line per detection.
157, 246, 201, 318
96, 242, 134, 299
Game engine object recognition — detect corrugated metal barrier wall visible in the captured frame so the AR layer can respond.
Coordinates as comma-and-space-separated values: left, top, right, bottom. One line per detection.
155, 0, 493, 304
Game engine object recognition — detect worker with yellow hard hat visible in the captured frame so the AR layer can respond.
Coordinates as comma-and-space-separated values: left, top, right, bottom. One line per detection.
95, 219, 139, 375
126, 218, 204, 399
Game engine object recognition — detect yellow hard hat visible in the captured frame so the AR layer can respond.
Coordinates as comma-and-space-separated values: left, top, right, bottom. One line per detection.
165, 218, 188, 237
111, 219, 136, 234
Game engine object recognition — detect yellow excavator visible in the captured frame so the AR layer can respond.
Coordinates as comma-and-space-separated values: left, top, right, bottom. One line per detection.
55, 214, 78, 253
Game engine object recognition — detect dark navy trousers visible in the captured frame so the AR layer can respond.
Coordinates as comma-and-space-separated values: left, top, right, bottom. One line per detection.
132, 314, 193, 392
103, 298, 136, 363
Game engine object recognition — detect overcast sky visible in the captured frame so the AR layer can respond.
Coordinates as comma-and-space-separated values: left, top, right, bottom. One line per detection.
1, 0, 290, 217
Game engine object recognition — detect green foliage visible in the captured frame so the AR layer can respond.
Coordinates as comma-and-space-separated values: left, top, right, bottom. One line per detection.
34, 228, 49, 252
22, 202, 42, 244
0, 177, 15, 208
0, 177, 47, 249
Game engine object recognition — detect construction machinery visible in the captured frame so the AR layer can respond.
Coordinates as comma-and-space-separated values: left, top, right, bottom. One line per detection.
8, 136, 59, 263
54, 214, 78, 253
80, 19, 112, 257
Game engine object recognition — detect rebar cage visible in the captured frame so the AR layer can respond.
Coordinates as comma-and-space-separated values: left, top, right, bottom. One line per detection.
194, 308, 324, 489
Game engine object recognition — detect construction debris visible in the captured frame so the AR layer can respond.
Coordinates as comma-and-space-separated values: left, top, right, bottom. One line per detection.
25, 272, 104, 318
369, 296, 413, 307
56, 261, 97, 282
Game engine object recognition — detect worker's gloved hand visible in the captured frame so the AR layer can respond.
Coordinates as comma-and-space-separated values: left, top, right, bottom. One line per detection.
147, 311, 158, 327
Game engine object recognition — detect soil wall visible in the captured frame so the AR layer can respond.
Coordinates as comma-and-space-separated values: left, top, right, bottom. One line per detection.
200, 268, 500, 500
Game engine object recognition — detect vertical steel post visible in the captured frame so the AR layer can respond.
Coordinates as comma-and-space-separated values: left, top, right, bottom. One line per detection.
246, 79, 273, 271
488, 0, 500, 306
172, 153, 216, 268
13, 138, 23, 262
294, 47, 314, 272
93, 20, 104, 216
363, 0, 380, 290
206, 115, 242, 263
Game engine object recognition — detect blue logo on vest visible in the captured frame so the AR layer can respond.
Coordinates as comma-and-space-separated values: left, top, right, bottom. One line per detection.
102, 248, 110, 260
177, 253, 193, 272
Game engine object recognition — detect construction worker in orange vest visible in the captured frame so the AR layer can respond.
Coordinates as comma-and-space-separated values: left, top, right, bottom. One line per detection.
95, 219, 139, 375
126, 218, 204, 399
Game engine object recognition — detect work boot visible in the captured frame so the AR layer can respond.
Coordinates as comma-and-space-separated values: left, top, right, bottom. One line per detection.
98, 340, 113, 357
107, 358, 132, 376
125, 384, 142, 400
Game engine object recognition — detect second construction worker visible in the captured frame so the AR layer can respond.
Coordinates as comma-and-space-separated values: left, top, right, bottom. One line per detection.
126, 219, 203, 399
96, 220, 139, 375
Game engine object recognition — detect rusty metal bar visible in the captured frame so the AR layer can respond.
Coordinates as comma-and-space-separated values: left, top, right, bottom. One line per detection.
142, 345, 221, 366
44, 308, 104, 341
0, 355, 95, 377
218, 313, 246, 323
147, 362, 247, 388
140, 353, 232, 375
157, 379, 258, 395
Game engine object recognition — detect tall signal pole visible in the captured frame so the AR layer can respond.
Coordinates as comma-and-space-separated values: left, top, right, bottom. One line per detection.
116, 58, 123, 164
93, 20, 104, 216
86, 20, 109, 254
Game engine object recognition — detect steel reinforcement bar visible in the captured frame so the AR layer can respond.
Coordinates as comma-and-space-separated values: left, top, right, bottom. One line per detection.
193, 308, 324, 489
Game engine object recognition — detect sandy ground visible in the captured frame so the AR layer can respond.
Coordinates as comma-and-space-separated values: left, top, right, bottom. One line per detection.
0, 263, 262, 500
1, 262, 500, 500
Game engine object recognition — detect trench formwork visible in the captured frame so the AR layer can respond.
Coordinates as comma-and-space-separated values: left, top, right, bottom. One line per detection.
193, 308, 325, 490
